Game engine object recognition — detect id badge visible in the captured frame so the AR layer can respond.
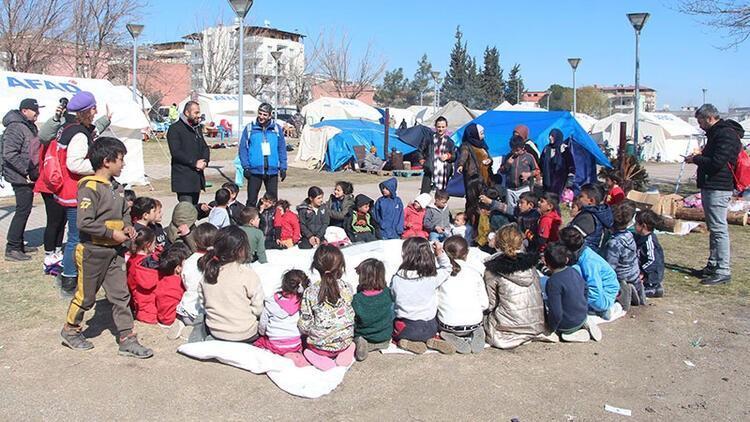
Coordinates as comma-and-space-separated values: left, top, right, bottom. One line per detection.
261, 141, 271, 156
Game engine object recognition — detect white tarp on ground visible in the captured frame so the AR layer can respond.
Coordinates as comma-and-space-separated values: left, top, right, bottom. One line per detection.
421, 100, 478, 132
406, 105, 438, 124
291, 125, 341, 169
179, 93, 261, 135
591, 111, 702, 162
301, 97, 381, 126
0, 70, 150, 196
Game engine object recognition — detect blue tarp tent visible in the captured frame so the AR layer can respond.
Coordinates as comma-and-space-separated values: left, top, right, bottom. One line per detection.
446, 111, 611, 196
313, 119, 417, 171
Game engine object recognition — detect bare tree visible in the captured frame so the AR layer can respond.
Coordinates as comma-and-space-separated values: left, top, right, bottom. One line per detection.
313, 29, 386, 99
678, 0, 750, 48
0, 0, 67, 73
187, 23, 239, 94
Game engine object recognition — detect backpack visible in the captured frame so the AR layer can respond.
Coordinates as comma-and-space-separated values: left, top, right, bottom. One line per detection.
729, 148, 750, 192
41, 140, 64, 192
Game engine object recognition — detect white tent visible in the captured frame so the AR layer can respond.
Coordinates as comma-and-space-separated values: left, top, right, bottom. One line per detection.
591, 111, 702, 162
291, 125, 342, 169
0, 71, 150, 196
741, 119, 750, 143
385, 107, 416, 127
113, 85, 152, 112
179, 93, 261, 135
421, 100, 477, 132
405, 105, 438, 124
301, 97, 381, 126
574, 113, 598, 132
494, 101, 545, 112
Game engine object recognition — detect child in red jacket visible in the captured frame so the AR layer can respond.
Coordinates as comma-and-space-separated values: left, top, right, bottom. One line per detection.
402, 193, 431, 239
155, 242, 192, 327
127, 227, 160, 324
274, 200, 301, 248
605, 174, 625, 206
538, 192, 563, 253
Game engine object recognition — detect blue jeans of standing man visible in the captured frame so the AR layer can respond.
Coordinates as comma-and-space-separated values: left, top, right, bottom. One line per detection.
62, 207, 79, 278
701, 189, 732, 276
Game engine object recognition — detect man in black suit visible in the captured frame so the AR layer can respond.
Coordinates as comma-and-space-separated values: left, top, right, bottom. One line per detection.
167, 101, 210, 204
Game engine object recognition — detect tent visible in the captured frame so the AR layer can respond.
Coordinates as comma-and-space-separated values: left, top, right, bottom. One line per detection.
179, 93, 261, 135
0, 70, 150, 196
377, 107, 416, 127
301, 97, 381, 126
494, 101, 545, 112
421, 100, 478, 132
294, 119, 416, 171
113, 85, 152, 112
741, 119, 750, 143
449, 111, 612, 196
591, 111, 702, 162
574, 113, 598, 132
405, 105, 438, 124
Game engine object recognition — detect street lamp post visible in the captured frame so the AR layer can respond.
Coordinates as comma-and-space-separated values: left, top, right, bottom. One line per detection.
431, 71, 440, 109
702, 88, 707, 104
546, 90, 551, 110
126, 23, 144, 104
271, 50, 282, 108
567, 58, 581, 115
228, 0, 254, 134
627, 12, 650, 160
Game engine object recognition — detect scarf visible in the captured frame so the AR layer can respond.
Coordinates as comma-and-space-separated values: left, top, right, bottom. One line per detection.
462, 123, 489, 150
431, 134, 451, 190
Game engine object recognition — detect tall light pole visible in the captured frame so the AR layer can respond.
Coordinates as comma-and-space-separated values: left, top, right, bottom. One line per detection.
546, 90, 551, 110
228, 0, 254, 133
702, 88, 707, 104
271, 50, 282, 108
431, 71, 440, 109
567, 58, 581, 115
628, 12, 650, 159
126, 23, 144, 103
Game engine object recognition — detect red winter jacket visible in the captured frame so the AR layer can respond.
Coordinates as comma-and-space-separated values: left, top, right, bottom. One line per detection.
274, 208, 301, 243
155, 274, 185, 325
402, 204, 427, 239
126, 253, 159, 324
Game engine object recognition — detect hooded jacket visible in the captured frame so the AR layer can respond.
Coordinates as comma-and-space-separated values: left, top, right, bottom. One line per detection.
483, 252, 546, 349
569, 204, 614, 255
274, 207, 301, 243
373, 177, 404, 239
155, 274, 185, 325
423, 203, 451, 233
126, 252, 159, 324
239, 119, 287, 176
403, 193, 431, 239
605, 230, 640, 283
259, 293, 302, 342
2, 109, 39, 185
166, 202, 198, 252
297, 200, 330, 242
325, 193, 354, 228
694, 119, 743, 191
346, 194, 379, 241
572, 246, 620, 313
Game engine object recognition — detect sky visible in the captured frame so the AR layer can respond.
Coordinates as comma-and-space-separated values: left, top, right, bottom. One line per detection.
140, 0, 748, 111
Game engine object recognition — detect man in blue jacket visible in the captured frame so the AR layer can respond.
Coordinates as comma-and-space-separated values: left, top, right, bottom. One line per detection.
239, 103, 287, 207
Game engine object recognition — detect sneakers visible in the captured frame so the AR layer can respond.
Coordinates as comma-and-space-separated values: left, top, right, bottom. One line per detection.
645, 287, 665, 298
691, 265, 717, 279
23, 245, 38, 254
397, 339, 427, 354
584, 321, 603, 342
470, 327, 486, 354
118, 334, 154, 359
354, 336, 369, 362
561, 329, 590, 343
439, 331, 472, 354
700, 274, 731, 286
426, 337, 456, 354
44, 252, 63, 267
59, 276, 77, 299
60, 325, 94, 351
5, 249, 31, 262
167, 319, 186, 340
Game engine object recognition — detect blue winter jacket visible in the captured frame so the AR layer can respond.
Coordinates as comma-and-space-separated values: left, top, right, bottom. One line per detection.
572, 246, 620, 313
239, 119, 287, 176
569, 204, 614, 256
373, 177, 404, 239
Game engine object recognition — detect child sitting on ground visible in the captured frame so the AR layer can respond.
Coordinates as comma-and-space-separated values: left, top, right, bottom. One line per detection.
131, 197, 169, 250
238, 207, 267, 263
298, 245, 356, 370
605, 202, 646, 311
345, 194, 379, 243
390, 237, 455, 355
450, 212, 467, 238
635, 209, 665, 298
155, 242, 192, 327
568, 184, 614, 256
297, 186, 330, 249
516, 192, 542, 252
373, 177, 404, 240
255, 270, 310, 367
127, 227, 160, 324
208, 188, 231, 229
273, 200, 301, 249
424, 190, 452, 242
326, 181, 355, 228
437, 236, 489, 354
403, 193, 431, 239
199, 226, 265, 343
166, 201, 199, 252
543, 242, 601, 342
605, 174, 626, 206
538, 192, 562, 253
560, 227, 620, 320
352, 258, 394, 361
124, 189, 136, 209
171, 223, 218, 341
222, 182, 244, 225
258, 192, 278, 249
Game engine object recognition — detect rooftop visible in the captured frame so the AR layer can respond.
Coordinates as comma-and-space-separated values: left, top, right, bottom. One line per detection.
596, 84, 656, 92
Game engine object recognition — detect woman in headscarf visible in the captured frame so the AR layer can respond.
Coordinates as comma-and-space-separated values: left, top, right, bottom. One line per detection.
457, 123, 493, 231
540, 128, 572, 196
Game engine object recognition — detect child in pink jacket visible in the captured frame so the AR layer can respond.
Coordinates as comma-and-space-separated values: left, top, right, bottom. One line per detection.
402, 193, 431, 239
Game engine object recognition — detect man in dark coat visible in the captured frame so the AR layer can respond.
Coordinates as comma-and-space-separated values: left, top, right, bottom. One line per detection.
418, 116, 456, 193
685, 104, 743, 286
167, 101, 210, 204
3, 98, 42, 261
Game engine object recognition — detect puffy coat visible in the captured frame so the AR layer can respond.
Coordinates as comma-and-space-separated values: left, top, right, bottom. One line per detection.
126, 253, 159, 324
259, 293, 302, 341
274, 208, 301, 243
2, 110, 39, 185
572, 246, 620, 313
297, 200, 330, 248
345, 194, 379, 242
694, 119, 743, 191
297, 279, 355, 352
373, 177, 404, 239
155, 274, 185, 325
167, 116, 210, 194
325, 193, 354, 228
239, 119, 287, 176
402, 203, 427, 239
483, 252, 546, 349
569, 204, 614, 255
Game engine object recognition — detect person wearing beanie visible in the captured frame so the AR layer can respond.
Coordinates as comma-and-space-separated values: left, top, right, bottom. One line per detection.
345, 194, 379, 243
166, 100, 210, 205
239, 102, 287, 208
403, 192, 431, 239
513, 124, 540, 163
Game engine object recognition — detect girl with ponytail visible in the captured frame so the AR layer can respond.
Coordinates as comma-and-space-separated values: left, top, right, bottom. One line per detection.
198, 226, 265, 343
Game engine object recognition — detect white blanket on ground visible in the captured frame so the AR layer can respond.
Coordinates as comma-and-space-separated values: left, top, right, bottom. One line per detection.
177, 340, 352, 399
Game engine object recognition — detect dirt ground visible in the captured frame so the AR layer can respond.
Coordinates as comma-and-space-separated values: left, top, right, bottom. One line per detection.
1, 160, 749, 420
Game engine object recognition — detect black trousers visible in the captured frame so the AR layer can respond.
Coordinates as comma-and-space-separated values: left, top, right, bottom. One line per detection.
246, 174, 278, 208
176, 192, 200, 205
6, 184, 34, 252
42, 192, 66, 252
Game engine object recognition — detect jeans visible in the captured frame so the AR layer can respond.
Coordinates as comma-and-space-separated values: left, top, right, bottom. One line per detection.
246, 173, 278, 208
42, 193, 66, 252
701, 189, 732, 276
62, 207, 79, 277
6, 184, 33, 252
429, 232, 448, 242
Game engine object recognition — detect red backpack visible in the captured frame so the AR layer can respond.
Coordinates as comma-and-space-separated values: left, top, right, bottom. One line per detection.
41, 140, 64, 193
729, 147, 750, 192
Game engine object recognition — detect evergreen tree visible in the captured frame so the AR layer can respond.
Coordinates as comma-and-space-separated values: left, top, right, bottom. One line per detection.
407, 54, 434, 106
441, 26, 470, 105
466, 56, 482, 108
477, 46, 504, 109
374, 67, 409, 107
504, 64, 525, 105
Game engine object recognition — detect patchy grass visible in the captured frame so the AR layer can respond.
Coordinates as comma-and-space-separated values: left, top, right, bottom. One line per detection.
141, 139, 237, 166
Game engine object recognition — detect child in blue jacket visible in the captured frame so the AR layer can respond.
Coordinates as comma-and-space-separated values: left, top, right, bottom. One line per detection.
373, 177, 404, 239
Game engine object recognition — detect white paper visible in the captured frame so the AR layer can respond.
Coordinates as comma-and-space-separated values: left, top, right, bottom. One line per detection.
604, 404, 632, 417
261, 141, 271, 156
